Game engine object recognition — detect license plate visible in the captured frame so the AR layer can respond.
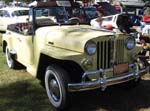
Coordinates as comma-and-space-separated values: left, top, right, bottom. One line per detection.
113, 63, 129, 75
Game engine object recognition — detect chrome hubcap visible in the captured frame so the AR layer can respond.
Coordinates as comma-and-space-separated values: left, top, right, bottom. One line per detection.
49, 78, 60, 102
7, 49, 11, 60
6, 48, 12, 65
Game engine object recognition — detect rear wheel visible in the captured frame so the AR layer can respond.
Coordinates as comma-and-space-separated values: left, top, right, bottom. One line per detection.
45, 64, 70, 110
5, 46, 18, 69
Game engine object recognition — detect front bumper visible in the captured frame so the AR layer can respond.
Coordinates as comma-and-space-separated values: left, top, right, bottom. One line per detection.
68, 62, 149, 92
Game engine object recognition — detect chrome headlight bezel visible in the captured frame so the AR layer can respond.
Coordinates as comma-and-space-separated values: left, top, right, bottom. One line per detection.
85, 41, 97, 55
125, 37, 136, 50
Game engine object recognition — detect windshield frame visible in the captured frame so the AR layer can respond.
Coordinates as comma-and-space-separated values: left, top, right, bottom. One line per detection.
34, 7, 69, 24
31, 6, 89, 33
31, 6, 68, 33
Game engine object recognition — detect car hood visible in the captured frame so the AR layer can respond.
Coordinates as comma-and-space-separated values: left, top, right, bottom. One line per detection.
36, 25, 114, 52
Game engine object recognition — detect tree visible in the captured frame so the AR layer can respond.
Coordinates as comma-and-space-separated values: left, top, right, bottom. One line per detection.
19, 0, 33, 2
3, 0, 33, 4
3, 0, 13, 4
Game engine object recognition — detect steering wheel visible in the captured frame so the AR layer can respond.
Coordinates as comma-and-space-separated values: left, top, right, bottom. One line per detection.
68, 17, 81, 24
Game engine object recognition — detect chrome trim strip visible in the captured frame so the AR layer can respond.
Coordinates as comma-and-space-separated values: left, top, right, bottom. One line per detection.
68, 62, 149, 92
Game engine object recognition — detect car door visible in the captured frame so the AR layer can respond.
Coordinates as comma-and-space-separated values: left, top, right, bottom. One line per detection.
11, 32, 34, 65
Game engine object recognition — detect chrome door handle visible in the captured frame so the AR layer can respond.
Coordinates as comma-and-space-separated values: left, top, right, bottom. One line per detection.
17, 38, 21, 42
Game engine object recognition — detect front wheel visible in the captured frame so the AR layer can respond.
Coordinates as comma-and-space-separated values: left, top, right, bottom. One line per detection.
45, 65, 70, 110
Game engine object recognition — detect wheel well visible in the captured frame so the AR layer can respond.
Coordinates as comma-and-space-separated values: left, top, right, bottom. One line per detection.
36, 54, 84, 83
2, 41, 7, 53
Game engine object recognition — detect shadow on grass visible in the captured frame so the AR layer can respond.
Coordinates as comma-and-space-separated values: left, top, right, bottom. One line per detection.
0, 79, 56, 111
68, 79, 150, 111
1, 79, 150, 111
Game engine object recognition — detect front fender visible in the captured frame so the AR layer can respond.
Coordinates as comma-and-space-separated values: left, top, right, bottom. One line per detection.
2, 33, 13, 51
41, 45, 84, 65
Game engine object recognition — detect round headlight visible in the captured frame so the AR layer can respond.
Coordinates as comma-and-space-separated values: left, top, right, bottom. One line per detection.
125, 37, 135, 50
85, 41, 97, 55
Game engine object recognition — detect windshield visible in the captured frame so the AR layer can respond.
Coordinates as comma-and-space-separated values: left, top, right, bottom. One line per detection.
33, 6, 89, 27
12, 10, 29, 17
34, 7, 69, 26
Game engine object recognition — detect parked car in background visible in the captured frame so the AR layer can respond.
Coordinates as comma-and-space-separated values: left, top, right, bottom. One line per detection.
92, 2, 121, 28
83, 6, 98, 22
119, 0, 145, 26
120, 0, 145, 15
97, 0, 145, 30
0, 7, 29, 31
94, 2, 119, 16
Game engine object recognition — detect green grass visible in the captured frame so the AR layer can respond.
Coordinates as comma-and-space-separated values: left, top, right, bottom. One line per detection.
0, 34, 56, 111
1, 33, 150, 111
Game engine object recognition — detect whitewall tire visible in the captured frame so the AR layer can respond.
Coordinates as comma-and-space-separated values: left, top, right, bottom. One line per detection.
45, 65, 70, 110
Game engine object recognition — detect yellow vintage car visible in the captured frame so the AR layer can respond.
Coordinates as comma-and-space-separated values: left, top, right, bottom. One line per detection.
1, 0, 149, 110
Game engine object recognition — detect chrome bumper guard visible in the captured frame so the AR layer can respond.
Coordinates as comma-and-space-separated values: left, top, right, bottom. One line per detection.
68, 62, 149, 92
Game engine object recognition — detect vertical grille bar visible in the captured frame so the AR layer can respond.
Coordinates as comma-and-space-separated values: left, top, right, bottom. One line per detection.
98, 40, 111, 69
105, 41, 108, 68
102, 41, 105, 68
116, 39, 124, 64
97, 42, 99, 69
97, 38, 124, 70
100, 41, 103, 68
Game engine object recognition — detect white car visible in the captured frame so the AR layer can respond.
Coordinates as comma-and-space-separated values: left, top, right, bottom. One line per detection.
91, 13, 133, 33
90, 14, 120, 31
0, 7, 29, 31
101, 14, 120, 28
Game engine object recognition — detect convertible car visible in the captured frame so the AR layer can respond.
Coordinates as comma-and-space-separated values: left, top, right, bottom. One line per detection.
2, 0, 149, 110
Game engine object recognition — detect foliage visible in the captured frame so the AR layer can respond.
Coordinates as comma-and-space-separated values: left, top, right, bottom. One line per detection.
3, 0, 12, 4
3, 0, 33, 4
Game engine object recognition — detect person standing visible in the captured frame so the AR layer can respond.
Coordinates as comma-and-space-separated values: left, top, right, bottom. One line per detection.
143, 1, 150, 16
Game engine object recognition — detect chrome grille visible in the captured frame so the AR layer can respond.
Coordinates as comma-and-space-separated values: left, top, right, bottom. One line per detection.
97, 40, 112, 69
115, 39, 125, 64
97, 39, 125, 69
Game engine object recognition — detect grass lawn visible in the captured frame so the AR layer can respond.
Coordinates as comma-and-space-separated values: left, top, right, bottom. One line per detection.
1, 33, 150, 111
